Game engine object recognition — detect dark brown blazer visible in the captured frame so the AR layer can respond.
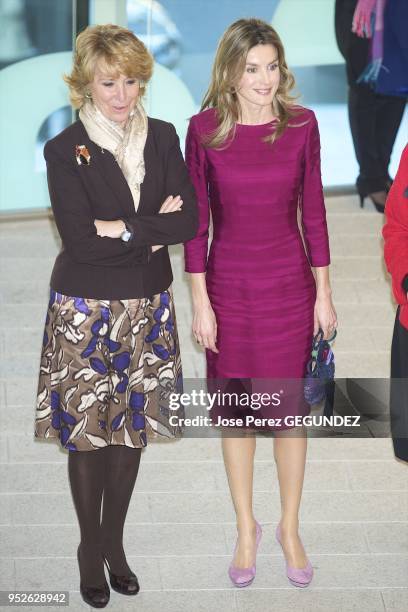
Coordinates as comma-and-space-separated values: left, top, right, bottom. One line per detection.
44, 118, 198, 299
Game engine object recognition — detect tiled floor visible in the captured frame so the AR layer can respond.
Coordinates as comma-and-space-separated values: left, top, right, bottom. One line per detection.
0, 195, 407, 611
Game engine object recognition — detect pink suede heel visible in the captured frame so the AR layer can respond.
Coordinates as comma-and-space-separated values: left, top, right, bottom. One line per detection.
228, 521, 262, 587
275, 523, 313, 588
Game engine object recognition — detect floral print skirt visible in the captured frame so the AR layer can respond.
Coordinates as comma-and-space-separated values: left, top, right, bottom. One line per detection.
35, 287, 183, 452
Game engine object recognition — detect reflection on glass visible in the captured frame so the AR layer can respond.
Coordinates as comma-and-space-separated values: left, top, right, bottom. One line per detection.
0, 0, 35, 67
125, 0, 407, 188
127, 0, 182, 70
0, 0, 73, 212
36, 106, 72, 172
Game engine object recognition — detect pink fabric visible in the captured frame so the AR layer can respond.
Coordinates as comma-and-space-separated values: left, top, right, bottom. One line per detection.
375, 0, 386, 31
183, 107, 330, 380
352, 0, 376, 37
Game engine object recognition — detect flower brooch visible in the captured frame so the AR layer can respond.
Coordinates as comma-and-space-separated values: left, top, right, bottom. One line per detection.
75, 145, 91, 165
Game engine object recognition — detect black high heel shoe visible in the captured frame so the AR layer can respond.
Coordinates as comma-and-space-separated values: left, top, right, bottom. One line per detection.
358, 191, 386, 214
103, 556, 140, 596
77, 547, 110, 608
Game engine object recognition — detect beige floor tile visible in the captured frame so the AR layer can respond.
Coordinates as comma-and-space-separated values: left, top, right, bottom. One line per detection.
0, 355, 41, 378
330, 234, 383, 257
7, 435, 71, 463
364, 523, 408, 554
0, 436, 7, 463
0, 522, 229, 558
3, 328, 44, 356
224, 522, 368, 555
330, 257, 387, 281
0, 258, 54, 283
1, 193, 404, 601
0, 559, 15, 590
346, 460, 408, 491
5, 377, 37, 406
382, 588, 408, 612
14, 556, 161, 592
10, 491, 151, 525
235, 589, 385, 612
1, 405, 37, 435
336, 303, 395, 327
157, 552, 408, 589
0, 463, 71, 494
0, 236, 59, 258
0, 380, 6, 407
326, 212, 384, 235
332, 328, 376, 353
306, 438, 394, 461
370, 327, 395, 351
0, 495, 12, 526
355, 280, 394, 305
110, 591, 237, 612
0, 219, 55, 236
135, 461, 219, 492
331, 279, 360, 304
335, 351, 390, 378
0, 305, 46, 327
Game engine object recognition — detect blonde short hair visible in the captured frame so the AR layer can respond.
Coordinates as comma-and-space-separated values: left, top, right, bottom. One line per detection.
64, 24, 154, 109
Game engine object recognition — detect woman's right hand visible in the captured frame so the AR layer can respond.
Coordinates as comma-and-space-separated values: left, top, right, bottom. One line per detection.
193, 303, 219, 353
159, 195, 183, 213
152, 195, 184, 251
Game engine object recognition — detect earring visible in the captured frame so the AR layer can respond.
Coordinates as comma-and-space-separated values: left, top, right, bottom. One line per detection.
85, 91, 92, 99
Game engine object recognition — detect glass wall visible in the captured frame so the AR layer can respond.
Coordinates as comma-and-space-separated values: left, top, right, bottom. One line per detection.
126, 0, 407, 188
0, 0, 73, 213
1, 0, 406, 214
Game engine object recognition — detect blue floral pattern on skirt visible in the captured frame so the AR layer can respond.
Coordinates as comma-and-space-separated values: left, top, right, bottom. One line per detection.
35, 288, 183, 451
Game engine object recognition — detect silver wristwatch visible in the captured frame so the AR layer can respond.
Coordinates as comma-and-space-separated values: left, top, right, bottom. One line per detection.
120, 222, 134, 243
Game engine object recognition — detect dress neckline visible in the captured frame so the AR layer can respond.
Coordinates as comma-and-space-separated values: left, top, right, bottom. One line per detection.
236, 118, 278, 128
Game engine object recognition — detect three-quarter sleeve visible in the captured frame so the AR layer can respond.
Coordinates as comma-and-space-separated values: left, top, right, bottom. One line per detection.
383, 145, 408, 305
300, 112, 331, 268
44, 142, 150, 267
183, 118, 210, 273
125, 124, 198, 247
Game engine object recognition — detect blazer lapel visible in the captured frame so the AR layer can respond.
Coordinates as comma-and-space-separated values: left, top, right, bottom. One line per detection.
137, 123, 155, 215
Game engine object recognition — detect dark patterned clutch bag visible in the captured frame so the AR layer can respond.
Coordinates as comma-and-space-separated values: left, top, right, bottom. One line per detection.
304, 328, 337, 406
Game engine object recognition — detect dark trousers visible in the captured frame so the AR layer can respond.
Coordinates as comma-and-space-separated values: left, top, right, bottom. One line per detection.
390, 310, 408, 463
335, 0, 406, 195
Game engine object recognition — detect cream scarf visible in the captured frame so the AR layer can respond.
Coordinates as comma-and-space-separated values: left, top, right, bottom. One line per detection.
79, 100, 148, 211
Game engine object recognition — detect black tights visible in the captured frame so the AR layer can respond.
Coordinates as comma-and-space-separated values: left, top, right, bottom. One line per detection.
68, 445, 142, 586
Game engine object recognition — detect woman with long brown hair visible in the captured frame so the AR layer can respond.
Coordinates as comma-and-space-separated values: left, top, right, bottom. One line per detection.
184, 18, 336, 588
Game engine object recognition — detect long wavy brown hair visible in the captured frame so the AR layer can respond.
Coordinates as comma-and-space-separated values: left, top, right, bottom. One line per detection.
201, 18, 300, 148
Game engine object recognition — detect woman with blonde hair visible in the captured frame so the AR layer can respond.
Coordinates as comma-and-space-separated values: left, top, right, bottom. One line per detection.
35, 24, 197, 607
184, 18, 336, 588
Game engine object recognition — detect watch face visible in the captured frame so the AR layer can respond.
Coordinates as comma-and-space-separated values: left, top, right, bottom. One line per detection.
122, 230, 132, 242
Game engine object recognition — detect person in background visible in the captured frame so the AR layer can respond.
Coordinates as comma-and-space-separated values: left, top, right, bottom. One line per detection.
383, 144, 408, 464
35, 24, 197, 608
184, 18, 336, 589
335, 0, 406, 212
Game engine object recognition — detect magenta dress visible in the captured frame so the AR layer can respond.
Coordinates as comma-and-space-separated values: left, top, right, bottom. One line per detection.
184, 107, 330, 404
